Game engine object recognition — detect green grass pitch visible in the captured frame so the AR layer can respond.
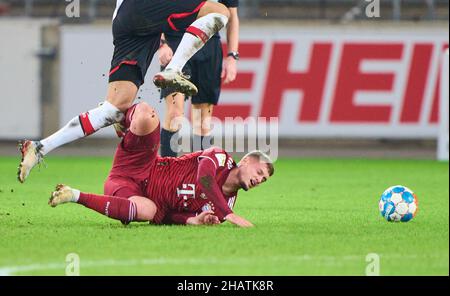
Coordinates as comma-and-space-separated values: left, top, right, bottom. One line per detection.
0, 156, 448, 275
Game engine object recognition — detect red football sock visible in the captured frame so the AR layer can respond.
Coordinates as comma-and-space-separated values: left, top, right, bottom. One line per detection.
77, 193, 137, 224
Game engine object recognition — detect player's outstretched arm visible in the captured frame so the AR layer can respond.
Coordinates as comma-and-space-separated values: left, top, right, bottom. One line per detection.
224, 213, 254, 228
197, 157, 254, 227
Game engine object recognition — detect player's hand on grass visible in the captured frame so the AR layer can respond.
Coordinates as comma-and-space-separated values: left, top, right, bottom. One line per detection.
224, 213, 254, 228
159, 44, 173, 67
222, 56, 237, 84
202, 212, 220, 225
186, 210, 220, 226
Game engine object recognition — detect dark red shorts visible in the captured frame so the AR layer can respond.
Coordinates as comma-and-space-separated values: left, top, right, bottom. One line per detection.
103, 104, 167, 223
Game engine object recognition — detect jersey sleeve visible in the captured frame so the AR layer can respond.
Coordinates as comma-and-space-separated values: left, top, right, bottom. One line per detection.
198, 147, 231, 170
162, 211, 196, 225
221, 0, 239, 8
197, 150, 234, 221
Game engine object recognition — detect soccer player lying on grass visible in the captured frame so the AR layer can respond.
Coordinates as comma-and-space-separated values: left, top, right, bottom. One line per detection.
48, 102, 274, 227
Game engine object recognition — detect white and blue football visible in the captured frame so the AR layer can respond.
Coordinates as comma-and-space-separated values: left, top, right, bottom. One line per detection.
379, 185, 418, 222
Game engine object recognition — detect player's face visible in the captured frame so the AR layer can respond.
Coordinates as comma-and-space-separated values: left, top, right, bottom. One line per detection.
238, 159, 271, 191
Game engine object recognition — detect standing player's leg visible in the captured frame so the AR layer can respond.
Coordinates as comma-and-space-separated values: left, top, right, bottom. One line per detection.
49, 184, 157, 224
190, 36, 222, 152
192, 103, 214, 152
153, 1, 230, 95
160, 92, 185, 157
158, 32, 193, 157
17, 81, 137, 183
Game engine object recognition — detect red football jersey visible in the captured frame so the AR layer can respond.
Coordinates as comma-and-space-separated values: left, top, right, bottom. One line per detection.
145, 147, 238, 222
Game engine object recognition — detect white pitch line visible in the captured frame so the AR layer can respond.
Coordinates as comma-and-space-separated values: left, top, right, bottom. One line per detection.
0, 254, 434, 276
0, 258, 219, 276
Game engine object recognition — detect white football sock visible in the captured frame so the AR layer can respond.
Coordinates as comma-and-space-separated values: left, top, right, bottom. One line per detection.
166, 13, 228, 72
40, 101, 124, 155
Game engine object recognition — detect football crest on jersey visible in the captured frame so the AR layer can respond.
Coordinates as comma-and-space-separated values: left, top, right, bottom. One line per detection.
202, 203, 212, 212
215, 153, 227, 167
202, 201, 215, 212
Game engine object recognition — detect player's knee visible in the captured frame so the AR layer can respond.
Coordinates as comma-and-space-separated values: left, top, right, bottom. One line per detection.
201, 1, 230, 19
107, 81, 138, 112
201, 126, 212, 136
129, 196, 157, 221
214, 3, 230, 18
197, 103, 213, 113
137, 204, 157, 221
223, 6, 231, 19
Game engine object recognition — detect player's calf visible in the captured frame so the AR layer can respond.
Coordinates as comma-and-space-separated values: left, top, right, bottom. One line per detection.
164, 95, 185, 132
191, 103, 214, 151
49, 184, 147, 225
161, 96, 185, 157
128, 196, 157, 222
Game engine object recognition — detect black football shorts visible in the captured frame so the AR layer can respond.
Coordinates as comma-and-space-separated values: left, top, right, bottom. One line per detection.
109, 0, 206, 87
